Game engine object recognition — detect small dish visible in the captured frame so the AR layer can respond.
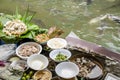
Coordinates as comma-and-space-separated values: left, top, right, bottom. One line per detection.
9, 60, 28, 71
55, 62, 79, 79
33, 69, 52, 80
7, 55, 20, 62
16, 42, 42, 59
47, 38, 67, 49
27, 54, 49, 70
49, 49, 71, 62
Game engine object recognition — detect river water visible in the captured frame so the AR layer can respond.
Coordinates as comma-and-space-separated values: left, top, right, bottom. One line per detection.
0, 0, 120, 53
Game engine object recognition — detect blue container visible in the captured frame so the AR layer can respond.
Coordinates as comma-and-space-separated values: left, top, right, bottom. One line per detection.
0, 39, 5, 45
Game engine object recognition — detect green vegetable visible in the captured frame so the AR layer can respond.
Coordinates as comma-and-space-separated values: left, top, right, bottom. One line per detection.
21, 70, 34, 80
26, 75, 30, 79
21, 77, 26, 80
55, 52, 67, 61
23, 73, 27, 76
0, 7, 48, 43
29, 71, 33, 75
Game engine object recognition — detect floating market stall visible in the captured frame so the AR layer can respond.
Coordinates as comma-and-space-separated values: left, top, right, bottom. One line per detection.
0, 9, 120, 80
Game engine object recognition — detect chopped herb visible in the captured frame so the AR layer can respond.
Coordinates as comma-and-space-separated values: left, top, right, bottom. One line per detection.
55, 52, 67, 61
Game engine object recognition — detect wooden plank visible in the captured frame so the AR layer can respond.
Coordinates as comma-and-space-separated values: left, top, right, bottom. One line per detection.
66, 36, 120, 62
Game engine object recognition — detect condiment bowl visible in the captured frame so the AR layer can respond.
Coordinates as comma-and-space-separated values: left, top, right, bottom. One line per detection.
55, 62, 79, 79
47, 38, 67, 49
49, 49, 71, 62
27, 54, 49, 70
33, 69, 52, 80
16, 42, 42, 59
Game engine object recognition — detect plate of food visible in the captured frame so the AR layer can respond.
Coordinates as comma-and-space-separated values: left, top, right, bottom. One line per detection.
33, 69, 52, 80
16, 42, 42, 59
70, 53, 104, 80
35, 33, 49, 45
34, 27, 64, 45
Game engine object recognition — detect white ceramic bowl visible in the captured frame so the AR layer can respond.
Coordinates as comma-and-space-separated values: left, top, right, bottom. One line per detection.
47, 38, 67, 49
55, 62, 79, 79
49, 49, 71, 62
27, 54, 49, 70
16, 42, 42, 59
